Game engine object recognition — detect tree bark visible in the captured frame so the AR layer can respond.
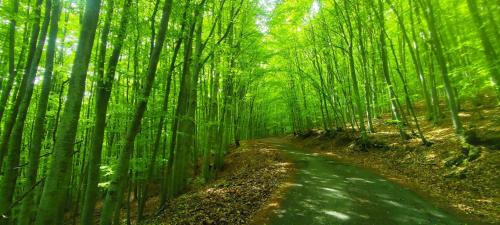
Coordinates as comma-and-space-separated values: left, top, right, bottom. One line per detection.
418, 0, 463, 135
0, 0, 19, 126
0, 0, 43, 173
99, 0, 173, 223
35, 0, 102, 223
17, 0, 62, 224
466, 0, 500, 99
80, 0, 131, 223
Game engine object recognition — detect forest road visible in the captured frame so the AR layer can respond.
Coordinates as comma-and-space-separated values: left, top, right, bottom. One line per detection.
262, 138, 464, 225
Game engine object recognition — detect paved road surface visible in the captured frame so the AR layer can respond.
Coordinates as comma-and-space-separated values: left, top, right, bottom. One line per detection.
264, 139, 464, 225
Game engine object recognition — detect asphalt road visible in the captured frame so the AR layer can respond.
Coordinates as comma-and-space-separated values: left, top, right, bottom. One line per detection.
265, 139, 464, 225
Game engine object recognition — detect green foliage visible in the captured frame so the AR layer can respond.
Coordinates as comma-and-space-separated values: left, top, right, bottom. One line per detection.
0, 0, 498, 223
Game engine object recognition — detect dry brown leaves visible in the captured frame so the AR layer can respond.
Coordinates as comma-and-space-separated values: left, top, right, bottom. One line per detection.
291, 105, 500, 224
147, 142, 293, 225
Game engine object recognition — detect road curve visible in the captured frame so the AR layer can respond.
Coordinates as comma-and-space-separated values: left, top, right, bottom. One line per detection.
263, 138, 463, 225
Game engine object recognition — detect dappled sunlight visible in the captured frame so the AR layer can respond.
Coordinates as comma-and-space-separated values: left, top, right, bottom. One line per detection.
453, 203, 474, 212
352, 197, 372, 205
429, 210, 447, 218
427, 127, 455, 141
425, 152, 438, 161
268, 202, 279, 207
475, 198, 495, 204
376, 193, 393, 199
323, 210, 350, 221
346, 177, 375, 184
458, 112, 472, 118
268, 146, 463, 225
319, 187, 342, 194
274, 162, 292, 166
286, 183, 303, 187
287, 151, 312, 157
298, 200, 316, 209
324, 152, 340, 157
319, 187, 348, 199
260, 147, 280, 152
383, 199, 405, 208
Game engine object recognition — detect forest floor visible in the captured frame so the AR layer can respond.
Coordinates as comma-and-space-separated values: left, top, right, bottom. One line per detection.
139, 101, 499, 225
291, 103, 500, 224
144, 141, 294, 225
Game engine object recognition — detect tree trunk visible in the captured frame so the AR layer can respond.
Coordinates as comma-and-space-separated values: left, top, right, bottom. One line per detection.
376, 0, 408, 140
0, 0, 43, 173
80, 0, 131, 223
17, 0, 62, 224
466, 0, 500, 99
0, 0, 51, 222
169, 7, 197, 198
418, 0, 463, 135
100, 0, 173, 223
35, 0, 102, 223
139, 14, 182, 219
0, 0, 19, 126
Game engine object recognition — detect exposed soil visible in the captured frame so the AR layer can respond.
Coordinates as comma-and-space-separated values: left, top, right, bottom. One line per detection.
144, 140, 294, 225
290, 104, 500, 224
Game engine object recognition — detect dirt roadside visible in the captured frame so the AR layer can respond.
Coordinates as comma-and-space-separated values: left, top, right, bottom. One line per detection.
145, 140, 294, 225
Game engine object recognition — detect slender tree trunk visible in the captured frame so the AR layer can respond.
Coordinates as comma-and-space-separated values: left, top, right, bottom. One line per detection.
100, 0, 173, 223
354, 4, 374, 133
139, 17, 182, 220
0, 0, 43, 173
388, 34, 429, 145
17, 0, 62, 224
169, 7, 197, 198
80, 0, 131, 223
466, 0, 500, 99
35, 0, 102, 223
341, 5, 368, 142
0, 0, 19, 126
388, 0, 434, 120
203, 21, 221, 181
418, 0, 463, 135
160, 3, 190, 205
0, 0, 51, 222
183, 2, 205, 185
376, 0, 408, 140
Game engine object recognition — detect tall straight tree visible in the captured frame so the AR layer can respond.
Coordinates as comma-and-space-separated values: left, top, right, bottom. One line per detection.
387, 0, 434, 121
0, 0, 43, 172
99, 0, 174, 223
0, 0, 19, 126
417, 0, 463, 135
337, 0, 368, 142
142, 6, 187, 215
80, 0, 131, 223
169, 3, 197, 197
35, 0, 102, 223
466, 0, 500, 99
17, 0, 62, 223
375, 0, 408, 139
0, 0, 51, 222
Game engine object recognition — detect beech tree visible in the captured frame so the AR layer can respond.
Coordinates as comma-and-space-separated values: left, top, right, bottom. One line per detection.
0, 0, 497, 224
